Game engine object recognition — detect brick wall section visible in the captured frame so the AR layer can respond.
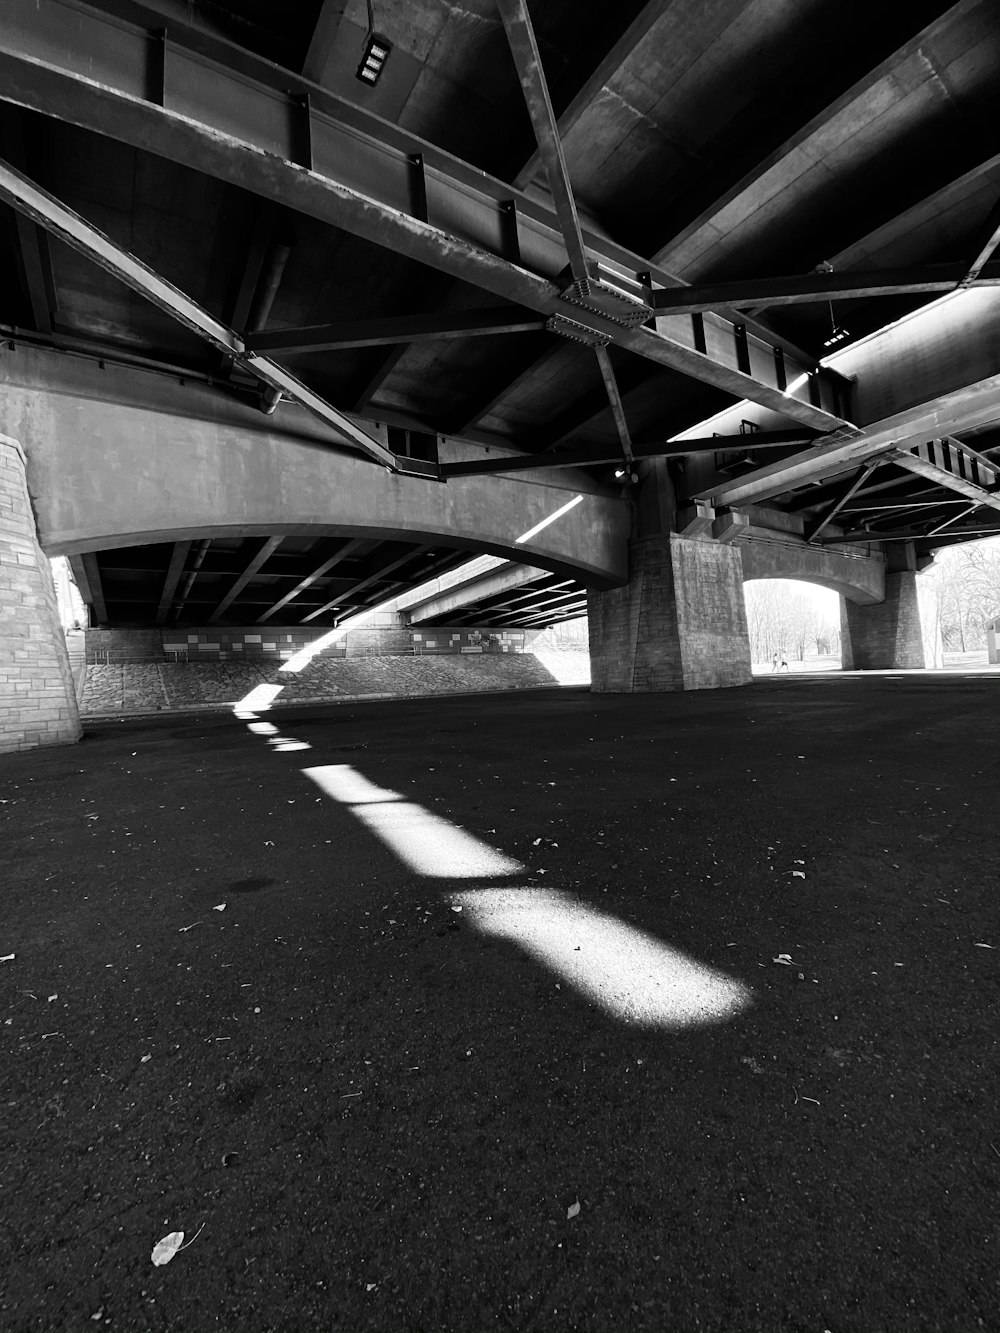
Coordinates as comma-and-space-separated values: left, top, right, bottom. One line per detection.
589, 535, 751, 692
842, 571, 943, 669
0, 436, 82, 752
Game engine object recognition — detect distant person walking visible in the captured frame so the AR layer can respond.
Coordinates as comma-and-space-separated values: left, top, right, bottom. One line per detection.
771, 653, 779, 672
780, 653, 789, 671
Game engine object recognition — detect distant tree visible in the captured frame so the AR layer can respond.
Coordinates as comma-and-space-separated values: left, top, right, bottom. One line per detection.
934, 538, 1000, 650
743, 581, 826, 662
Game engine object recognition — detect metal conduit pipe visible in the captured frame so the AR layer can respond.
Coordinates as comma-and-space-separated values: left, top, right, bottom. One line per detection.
172, 539, 211, 621
248, 236, 293, 334
249, 233, 293, 415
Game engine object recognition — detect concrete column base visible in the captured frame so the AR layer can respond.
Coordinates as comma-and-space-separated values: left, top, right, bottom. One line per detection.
0, 435, 82, 753
588, 534, 751, 692
344, 609, 411, 656
841, 570, 943, 669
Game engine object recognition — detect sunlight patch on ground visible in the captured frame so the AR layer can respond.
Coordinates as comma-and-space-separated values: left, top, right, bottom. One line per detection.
235, 684, 284, 712
530, 649, 591, 685
304, 764, 525, 878
451, 887, 753, 1029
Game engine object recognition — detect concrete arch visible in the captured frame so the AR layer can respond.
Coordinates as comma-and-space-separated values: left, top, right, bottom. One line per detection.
1, 348, 629, 588
738, 532, 884, 604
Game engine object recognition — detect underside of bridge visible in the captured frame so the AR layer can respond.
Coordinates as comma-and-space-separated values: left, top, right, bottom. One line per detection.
3, 0, 1000, 746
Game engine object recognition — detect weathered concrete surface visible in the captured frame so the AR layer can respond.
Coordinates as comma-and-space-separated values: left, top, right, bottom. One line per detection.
841, 569, 943, 669
0, 434, 81, 752
0, 348, 629, 588
739, 529, 885, 604
589, 534, 751, 692
834, 287, 1000, 432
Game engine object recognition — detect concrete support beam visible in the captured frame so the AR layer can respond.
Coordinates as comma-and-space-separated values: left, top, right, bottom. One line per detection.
588, 534, 751, 693
0, 433, 81, 752
0, 347, 628, 589
406, 562, 544, 624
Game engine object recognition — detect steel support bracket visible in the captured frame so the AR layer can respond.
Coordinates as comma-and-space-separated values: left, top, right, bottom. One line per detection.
559, 267, 654, 328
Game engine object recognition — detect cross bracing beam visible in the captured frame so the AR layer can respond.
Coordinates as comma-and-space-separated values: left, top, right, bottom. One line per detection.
440, 430, 815, 478
247, 308, 546, 354
208, 536, 283, 623
804, 463, 882, 543
926, 503, 980, 536
511, 0, 669, 191
155, 540, 192, 624
496, 0, 591, 288
839, 498, 972, 512
594, 346, 635, 467
257, 540, 367, 623
0, 158, 398, 470
650, 264, 1000, 316
309, 549, 429, 624
890, 440, 1000, 514
0, 0, 850, 435
821, 521, 1000, 545
961, 196, 1000, 286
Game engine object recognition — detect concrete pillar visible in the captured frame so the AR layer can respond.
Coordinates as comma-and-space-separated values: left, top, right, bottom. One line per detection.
588, 534, 752, 692
344, 608, 411, 656
0, 435, 82, 752
841, 563, 943, 670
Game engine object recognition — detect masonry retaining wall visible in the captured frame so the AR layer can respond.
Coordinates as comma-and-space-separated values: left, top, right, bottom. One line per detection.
0, 436, 81, 752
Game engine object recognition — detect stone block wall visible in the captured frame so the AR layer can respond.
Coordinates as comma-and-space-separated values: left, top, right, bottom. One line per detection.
588, 534, 751, 692
0, 436, 82, 752
841, 570, 943, 669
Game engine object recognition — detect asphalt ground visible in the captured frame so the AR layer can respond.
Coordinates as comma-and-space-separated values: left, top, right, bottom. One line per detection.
3, 674, 999, 1332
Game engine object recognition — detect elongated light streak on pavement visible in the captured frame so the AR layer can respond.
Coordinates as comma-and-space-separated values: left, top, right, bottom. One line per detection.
450, 887, 753, 1029
304, 764, 525, 878
234, 683, 284, 713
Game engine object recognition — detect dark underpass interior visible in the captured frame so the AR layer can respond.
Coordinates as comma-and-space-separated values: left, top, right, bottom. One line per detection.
3, 675, 999, 1331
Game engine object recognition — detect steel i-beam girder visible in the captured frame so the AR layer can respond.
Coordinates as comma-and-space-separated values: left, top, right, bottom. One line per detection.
0, 0, 852, 438
0, 157, 400, 469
